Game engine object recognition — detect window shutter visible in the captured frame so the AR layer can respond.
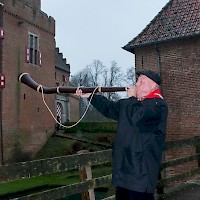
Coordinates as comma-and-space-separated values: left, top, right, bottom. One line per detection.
38, 51, 42, 66
0, 74, 5, 88
26, 47, 30, 63
0, 28, 4, 38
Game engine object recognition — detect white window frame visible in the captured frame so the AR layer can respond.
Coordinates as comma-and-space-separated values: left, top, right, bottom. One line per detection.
28, 32, 40, 65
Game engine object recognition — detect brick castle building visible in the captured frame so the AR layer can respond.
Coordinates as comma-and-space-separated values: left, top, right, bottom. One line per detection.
0, 0, 79, 163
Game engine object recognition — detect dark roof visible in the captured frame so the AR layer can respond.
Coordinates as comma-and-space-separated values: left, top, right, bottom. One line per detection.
55, 48, 70, 73
123, 0, 200, 53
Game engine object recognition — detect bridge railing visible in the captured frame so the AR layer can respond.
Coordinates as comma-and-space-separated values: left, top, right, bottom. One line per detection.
0, 136, 200, 199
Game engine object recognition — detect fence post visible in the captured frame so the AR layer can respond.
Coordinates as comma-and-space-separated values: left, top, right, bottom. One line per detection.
157, 170, 164, 195
194, 136, 200, 167
77, 150, 95, 200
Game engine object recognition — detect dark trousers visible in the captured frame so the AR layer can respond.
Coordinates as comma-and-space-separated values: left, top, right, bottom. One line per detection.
115, 187, 155, 200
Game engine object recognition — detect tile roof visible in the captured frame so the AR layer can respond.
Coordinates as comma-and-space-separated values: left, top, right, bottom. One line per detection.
123, 0, 200, 53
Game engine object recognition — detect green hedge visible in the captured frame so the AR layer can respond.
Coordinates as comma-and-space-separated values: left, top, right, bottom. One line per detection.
64, 122, 117, 133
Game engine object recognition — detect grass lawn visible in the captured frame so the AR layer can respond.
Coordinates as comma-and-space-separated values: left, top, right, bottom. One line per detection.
0, 165, 112, 197
35, 132, 113, 159
35, 136, 76, 159
0, 170, 80, 195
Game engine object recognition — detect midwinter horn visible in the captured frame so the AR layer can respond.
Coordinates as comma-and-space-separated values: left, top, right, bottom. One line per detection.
18, 73, 128, 94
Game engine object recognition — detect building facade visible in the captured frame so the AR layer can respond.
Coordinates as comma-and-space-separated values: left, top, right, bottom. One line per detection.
55, 47, 80, 124
0, 0, 79, 163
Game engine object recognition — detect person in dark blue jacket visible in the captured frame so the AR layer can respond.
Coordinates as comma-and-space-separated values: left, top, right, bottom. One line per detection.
76, 70, 168, 200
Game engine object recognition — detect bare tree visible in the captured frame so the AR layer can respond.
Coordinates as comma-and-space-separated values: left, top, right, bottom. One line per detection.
71, 60, 126, 100
103, 61, 123, 100
70, 71, 83, 86
71, 60, 108, 88
85, 60, 107, 86
124, 66, 136, 86
70, 59, 126, 121
71, 68, 92, 87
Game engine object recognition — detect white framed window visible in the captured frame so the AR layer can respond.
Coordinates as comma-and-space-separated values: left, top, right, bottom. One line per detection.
26, 32, 41, 66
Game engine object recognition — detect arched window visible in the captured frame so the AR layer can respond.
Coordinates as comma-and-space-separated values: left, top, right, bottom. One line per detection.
56, 102, 63, 121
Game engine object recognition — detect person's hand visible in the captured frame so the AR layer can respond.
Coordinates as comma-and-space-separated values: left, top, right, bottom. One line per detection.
75, 88, 91, 98
127, 86, 137, 98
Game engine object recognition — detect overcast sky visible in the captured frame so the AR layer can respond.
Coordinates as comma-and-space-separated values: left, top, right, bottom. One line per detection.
41, 0, 169, 75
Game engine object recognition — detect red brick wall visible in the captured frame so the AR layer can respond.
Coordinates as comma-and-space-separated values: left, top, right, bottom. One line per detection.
135, 36, 200, 180
135, 37, 200, 139
55, 69, 70, 87
1, 0, 55, 162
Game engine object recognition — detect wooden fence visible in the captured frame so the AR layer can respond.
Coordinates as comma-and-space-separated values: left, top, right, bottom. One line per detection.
0, 136, 200, 200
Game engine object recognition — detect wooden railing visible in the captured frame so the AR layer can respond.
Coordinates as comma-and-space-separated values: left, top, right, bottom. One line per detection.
0, 150, 113, 200
157, 136, 200, 198
0, 136, 200, 200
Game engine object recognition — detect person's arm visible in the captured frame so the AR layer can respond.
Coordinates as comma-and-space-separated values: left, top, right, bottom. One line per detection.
75, 88, 120, 121
90, 94, 120, 121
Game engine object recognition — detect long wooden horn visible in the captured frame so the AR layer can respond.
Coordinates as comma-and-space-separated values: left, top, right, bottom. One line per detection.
18, 73, 128, 94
